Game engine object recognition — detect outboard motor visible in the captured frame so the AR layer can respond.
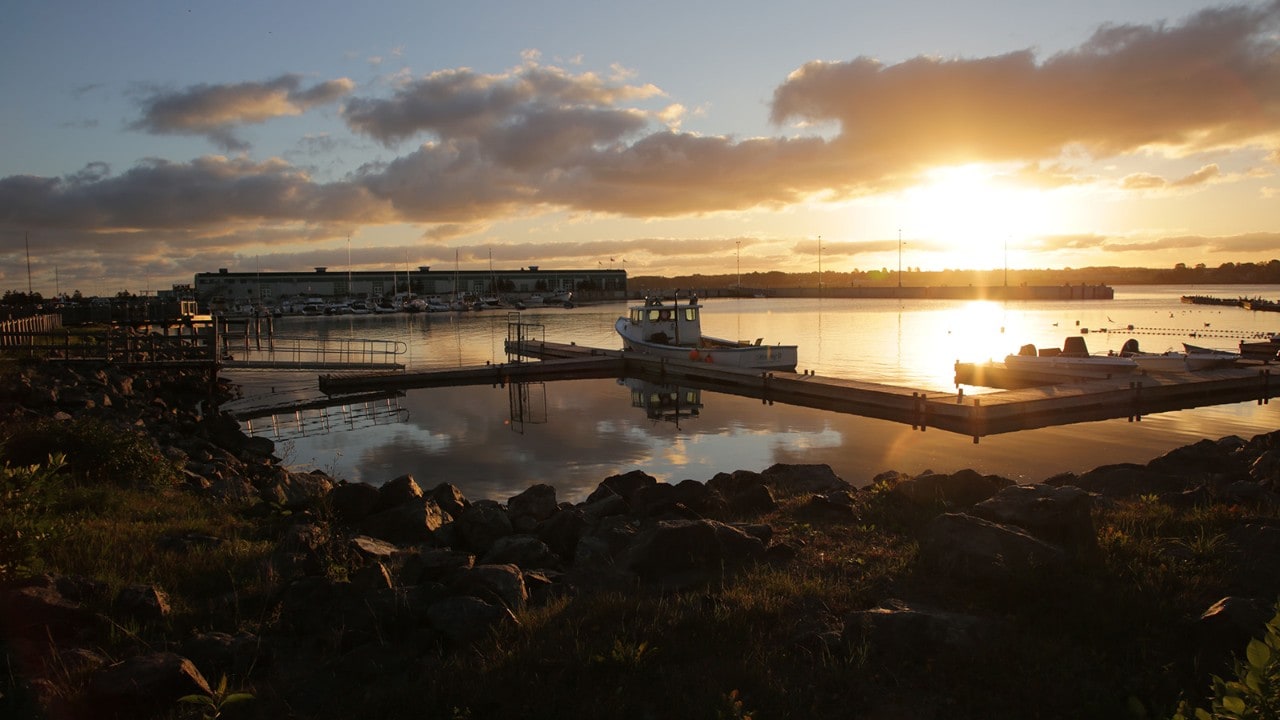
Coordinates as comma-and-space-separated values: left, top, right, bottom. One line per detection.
1018, 343, 1037, 356
1121, 338, 1140, 355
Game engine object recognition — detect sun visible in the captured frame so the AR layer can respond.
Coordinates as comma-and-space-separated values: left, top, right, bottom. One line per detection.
900, 164, 1057, 270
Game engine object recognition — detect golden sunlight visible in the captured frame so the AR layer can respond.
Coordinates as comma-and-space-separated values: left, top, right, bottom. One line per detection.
901, 164, 1059, 270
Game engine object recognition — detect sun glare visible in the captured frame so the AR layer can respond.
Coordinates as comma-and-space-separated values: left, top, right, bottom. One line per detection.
901, 164, 1055, 270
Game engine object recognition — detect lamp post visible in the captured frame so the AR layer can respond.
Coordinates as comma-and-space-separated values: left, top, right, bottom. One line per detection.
735, 240, 741, 289
817, 235, 823, 298
897, 229, 902, 289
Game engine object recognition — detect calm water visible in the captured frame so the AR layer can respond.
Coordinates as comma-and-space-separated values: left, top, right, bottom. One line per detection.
226, 285, 1280, 502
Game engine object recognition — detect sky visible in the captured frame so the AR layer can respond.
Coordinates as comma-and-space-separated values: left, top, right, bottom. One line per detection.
1, 0, 1278, 296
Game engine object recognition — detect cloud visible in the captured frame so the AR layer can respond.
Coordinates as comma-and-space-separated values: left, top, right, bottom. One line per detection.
771, 2, 1280, 167
1123, 164, 1224, 190
130, 75, 355, 151
0, 156, 392, 229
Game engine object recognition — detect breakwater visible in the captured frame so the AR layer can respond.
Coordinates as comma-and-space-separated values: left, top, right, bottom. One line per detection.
689, 284, 1114, 300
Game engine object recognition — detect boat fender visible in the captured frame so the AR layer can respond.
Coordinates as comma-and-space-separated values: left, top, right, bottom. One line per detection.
689, 349, 700, 361
705, 354, 714, 363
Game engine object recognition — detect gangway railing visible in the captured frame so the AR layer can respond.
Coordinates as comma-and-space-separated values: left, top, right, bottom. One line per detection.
222, 336, 407, 370
505, 312, 545, 363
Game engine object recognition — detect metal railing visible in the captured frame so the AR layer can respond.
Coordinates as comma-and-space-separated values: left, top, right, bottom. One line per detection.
223, 335, 407, 369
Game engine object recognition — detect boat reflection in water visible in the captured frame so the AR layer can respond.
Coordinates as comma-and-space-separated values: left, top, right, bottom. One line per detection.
622, 378, 703, 426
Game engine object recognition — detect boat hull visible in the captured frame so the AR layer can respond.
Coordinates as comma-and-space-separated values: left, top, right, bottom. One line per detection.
1004, 354, 1137, 374
616, 318, 797, 370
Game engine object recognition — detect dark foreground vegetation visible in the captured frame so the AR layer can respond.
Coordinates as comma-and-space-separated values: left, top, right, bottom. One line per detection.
2, 359, 1279, 720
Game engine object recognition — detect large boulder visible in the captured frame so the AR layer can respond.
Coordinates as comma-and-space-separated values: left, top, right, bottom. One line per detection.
455, 501, 513, 554
360, 500, 448, 545
450, 563, 528, 612
113, 584, 171, 622
891, 469, 1012, 509
621, 519, 766, 588
760, 463, 849, 496
586, 470, 658, 504
843, 599, 1001, 664
918, 513, 1067, 583
328, 481, 381, 524
971, 484, 1097, 556
482, 535, 562, 571
507, 484, 559, 532
375, 474, 424, 512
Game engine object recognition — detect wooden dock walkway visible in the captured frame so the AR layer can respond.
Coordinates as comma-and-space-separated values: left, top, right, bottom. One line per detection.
316, 338, 1277, 441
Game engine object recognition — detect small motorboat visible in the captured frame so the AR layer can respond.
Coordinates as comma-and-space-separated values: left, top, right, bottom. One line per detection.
1003, 336, 1138, 374
615, 293, 798, 370
1118, 338, 1240, 373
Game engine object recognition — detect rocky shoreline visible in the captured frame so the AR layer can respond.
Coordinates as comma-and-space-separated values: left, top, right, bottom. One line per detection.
2, 360, 1279, 719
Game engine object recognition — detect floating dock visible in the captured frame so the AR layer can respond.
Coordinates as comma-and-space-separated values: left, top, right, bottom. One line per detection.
316, 339, 1275, 442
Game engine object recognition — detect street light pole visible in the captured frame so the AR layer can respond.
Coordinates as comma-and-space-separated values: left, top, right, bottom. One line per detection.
736, 240, 741, 289
817, 235, 823, 298
897, 228, 902, 289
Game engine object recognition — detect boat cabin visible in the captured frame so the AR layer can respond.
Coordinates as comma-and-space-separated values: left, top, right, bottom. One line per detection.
625, 296, 702, 346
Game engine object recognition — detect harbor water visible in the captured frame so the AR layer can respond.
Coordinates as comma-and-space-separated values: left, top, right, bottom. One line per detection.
226, 285, 1280, 502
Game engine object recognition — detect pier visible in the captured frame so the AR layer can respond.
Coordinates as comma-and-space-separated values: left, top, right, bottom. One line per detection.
316, 337, 1275, 442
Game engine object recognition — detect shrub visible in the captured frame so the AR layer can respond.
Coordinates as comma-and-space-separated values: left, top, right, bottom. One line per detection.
2, 417, 181, 488
0, 453, 67, 579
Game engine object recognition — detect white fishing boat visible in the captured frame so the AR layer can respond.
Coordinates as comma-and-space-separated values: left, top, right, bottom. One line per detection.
615, 293, 798, 370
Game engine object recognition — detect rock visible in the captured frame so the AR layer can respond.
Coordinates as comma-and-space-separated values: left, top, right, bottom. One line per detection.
272, 523, 328, 578
271, 470, 335, 510
375, 474, 424, 511
726, 483, 778, 517
844, 599, 1000, 664
580, 490, 628, 521
586, 469, 657, 504
482, 535, 563, 570
1068, 463, 1190, 498
536, 507, 589, 560
1193, 596, 1274, 677
86, 652, 212, 717
793, 494, 857, 523
705, 469, 766, 498
360, 500, 447, 545
350, 535, 401, 561
455, 501, 513, 554
400, 548, 475, 584
428, 482, 471, 519
113, 584, 171, 621
425, 596, 517, 644
328, 481, 381, 524
0, 584, 95, 639
891, 469, 1012, 509
621, 519, 766, 589
918, 513, 1068, 583
760, 463, 849, 496
507, 483, 559, 532
970, 484, 1097, 556
450, 564, 528, 612
1148, 437, 1248, 479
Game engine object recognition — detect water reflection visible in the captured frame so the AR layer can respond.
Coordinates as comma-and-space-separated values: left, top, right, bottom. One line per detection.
623, 378, 703, 426
230, 284, 1280, 502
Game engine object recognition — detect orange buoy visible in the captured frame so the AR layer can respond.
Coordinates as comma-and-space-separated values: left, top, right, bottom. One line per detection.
689, 349, 700, 361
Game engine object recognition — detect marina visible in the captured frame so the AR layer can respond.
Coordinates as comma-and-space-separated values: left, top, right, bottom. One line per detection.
9, 285, 1280, 499
315, 334, 1275, 442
